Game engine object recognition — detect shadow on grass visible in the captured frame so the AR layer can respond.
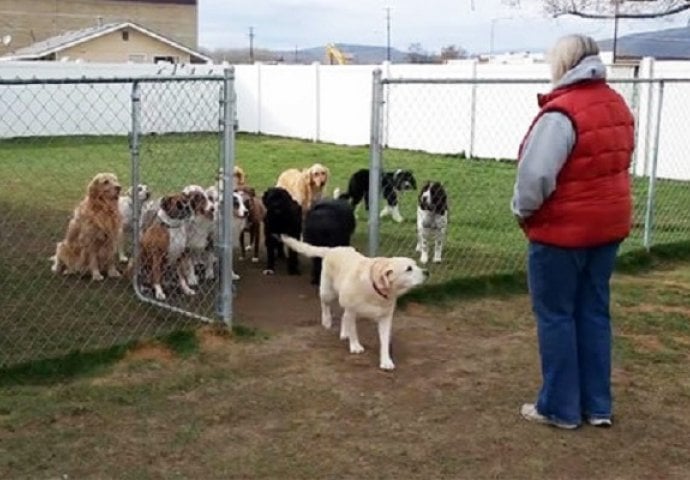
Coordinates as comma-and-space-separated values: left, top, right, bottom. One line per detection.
0, 325, 264, 387
401, 240, 690, 307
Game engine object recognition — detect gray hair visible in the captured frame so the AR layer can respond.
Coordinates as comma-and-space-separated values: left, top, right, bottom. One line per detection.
548, 34, 600, 83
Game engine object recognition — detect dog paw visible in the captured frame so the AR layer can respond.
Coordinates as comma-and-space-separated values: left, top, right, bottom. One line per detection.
432, 256, 442, 264
204, 270, 215, 281
107, 268, 122, 278
322, 316, 332, 329
349, 342, 365, 354
392, 215, 404, 223
119, 255, 129, 263
181, 286, 196, 296
91, 272, 104, 281
380, 358, 396, 370
262, 269, 275, 276
420, 253, 429, 264
188, 275, 199, 287
251, 257, 259, 263
232, 272, 241, 281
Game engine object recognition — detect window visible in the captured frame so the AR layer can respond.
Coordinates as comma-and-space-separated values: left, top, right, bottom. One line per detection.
154, 56, 178, 64
122, 30, 129, 41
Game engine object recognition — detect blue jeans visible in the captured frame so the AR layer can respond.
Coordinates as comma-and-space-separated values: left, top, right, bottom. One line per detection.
528, 240, 620, 425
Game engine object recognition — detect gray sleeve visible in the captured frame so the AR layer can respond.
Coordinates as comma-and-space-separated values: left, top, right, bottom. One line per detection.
511, 112, 576, 219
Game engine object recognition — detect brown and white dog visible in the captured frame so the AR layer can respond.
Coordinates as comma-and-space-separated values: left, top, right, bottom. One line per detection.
415, 181, 448, 264
51, 172, 123, 281
280, 235, 429, 370
276, 163, 330, 215
139, 193, 195, 300
182, 185, 216, 284
237, 186, 266, 263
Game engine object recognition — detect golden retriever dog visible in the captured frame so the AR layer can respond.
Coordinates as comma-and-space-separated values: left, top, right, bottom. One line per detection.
233, 166, 247, 188
275, 163, 330, 214
280, 235, 429, 370
51, 173, 123, 281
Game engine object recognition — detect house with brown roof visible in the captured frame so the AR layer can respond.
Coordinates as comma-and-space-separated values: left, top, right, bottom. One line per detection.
1, 21, 211, 64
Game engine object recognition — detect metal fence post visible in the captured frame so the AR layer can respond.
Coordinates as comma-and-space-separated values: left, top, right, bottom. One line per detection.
643, 80, 665, 251
368, 68, 384, 257
219, 67, 236, 327
130, 81, 143, 297
469, 59, 478, 158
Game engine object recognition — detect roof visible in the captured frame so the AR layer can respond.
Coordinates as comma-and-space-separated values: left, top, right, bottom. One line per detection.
2, 22, 211, 63
598, 26, 690, 60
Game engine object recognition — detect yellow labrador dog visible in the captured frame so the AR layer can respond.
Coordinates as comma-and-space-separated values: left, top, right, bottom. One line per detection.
280, 235, 429, 370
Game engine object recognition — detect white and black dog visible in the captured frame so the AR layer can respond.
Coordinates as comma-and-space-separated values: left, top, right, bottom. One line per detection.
118, 184, 153, 263
415, 181, 448, 264
336, 168, 417, 223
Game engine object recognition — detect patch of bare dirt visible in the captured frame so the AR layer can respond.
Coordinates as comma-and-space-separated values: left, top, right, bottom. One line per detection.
123, 342, 176, 364
623, 334, 666, 353
198, 325, 233, 352
623, 303, 690, 317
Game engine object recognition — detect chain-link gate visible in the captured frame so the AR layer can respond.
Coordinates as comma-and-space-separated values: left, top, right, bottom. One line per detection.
0, 69, 236, 368
367, 71, 690, 284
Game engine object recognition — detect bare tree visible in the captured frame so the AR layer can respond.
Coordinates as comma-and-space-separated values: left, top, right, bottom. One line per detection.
440, 44, 468, 61
407, 43, 435, 63
505, 0, 690, 19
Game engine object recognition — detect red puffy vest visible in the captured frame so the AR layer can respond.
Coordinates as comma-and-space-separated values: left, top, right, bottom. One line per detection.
518, 79, 635, 248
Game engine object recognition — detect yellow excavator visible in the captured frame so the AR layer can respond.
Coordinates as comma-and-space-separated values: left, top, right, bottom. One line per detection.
325, 43, 352, 65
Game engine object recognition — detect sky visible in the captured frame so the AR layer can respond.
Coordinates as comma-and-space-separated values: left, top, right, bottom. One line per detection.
198, 0, 690, 54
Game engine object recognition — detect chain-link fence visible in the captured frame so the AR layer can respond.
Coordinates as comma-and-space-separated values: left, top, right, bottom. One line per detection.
367, 73, 690, 284
0, 70, 237, 368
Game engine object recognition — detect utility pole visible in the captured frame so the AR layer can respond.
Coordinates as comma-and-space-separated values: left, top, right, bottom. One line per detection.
385, 7, 391, 62
294, 45, 298, 64
612, 0, 620, 64
249, 26, 255, 64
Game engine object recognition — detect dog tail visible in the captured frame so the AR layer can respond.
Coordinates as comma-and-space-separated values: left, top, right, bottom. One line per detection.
279, 235, 330, 258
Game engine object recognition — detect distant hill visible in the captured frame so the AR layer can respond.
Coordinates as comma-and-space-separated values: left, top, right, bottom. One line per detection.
274, 43, 408, 64
598, 26, 690, 59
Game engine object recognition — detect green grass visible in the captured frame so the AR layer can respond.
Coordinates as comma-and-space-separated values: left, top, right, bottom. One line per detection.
2, 132, 690, 368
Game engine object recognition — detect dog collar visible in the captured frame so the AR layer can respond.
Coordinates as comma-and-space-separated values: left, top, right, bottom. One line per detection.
157, 210, 183, 229
372, 282, 389, 300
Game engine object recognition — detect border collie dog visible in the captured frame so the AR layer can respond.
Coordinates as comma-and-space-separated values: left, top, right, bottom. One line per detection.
415, 181, 448, 264
337, 168, 417, 223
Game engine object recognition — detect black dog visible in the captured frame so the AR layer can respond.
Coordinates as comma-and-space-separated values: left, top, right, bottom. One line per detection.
337, 168, 417, 223
262, 187, 302, 275
303, 198, 356, 285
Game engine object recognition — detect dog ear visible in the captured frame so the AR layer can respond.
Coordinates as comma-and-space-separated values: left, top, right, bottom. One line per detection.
160, 195, 174, 213
87, 176, 101, 199
370, 258, 394, 298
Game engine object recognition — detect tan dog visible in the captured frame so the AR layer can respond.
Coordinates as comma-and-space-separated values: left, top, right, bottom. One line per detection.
275, 163, 329, 214
233, 166, 247, 188
51, 173, 123, 281
280, 235, 429, 370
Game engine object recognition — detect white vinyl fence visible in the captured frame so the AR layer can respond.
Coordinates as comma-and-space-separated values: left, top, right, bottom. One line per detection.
2, 58, 690, 179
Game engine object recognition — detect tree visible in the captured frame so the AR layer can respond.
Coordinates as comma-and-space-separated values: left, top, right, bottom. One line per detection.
504, 0, 690, 19
440, 44, 468, 61
406, 43, 435, 63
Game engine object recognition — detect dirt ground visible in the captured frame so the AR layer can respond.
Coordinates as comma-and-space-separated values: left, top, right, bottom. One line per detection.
1, 257, 690, 479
